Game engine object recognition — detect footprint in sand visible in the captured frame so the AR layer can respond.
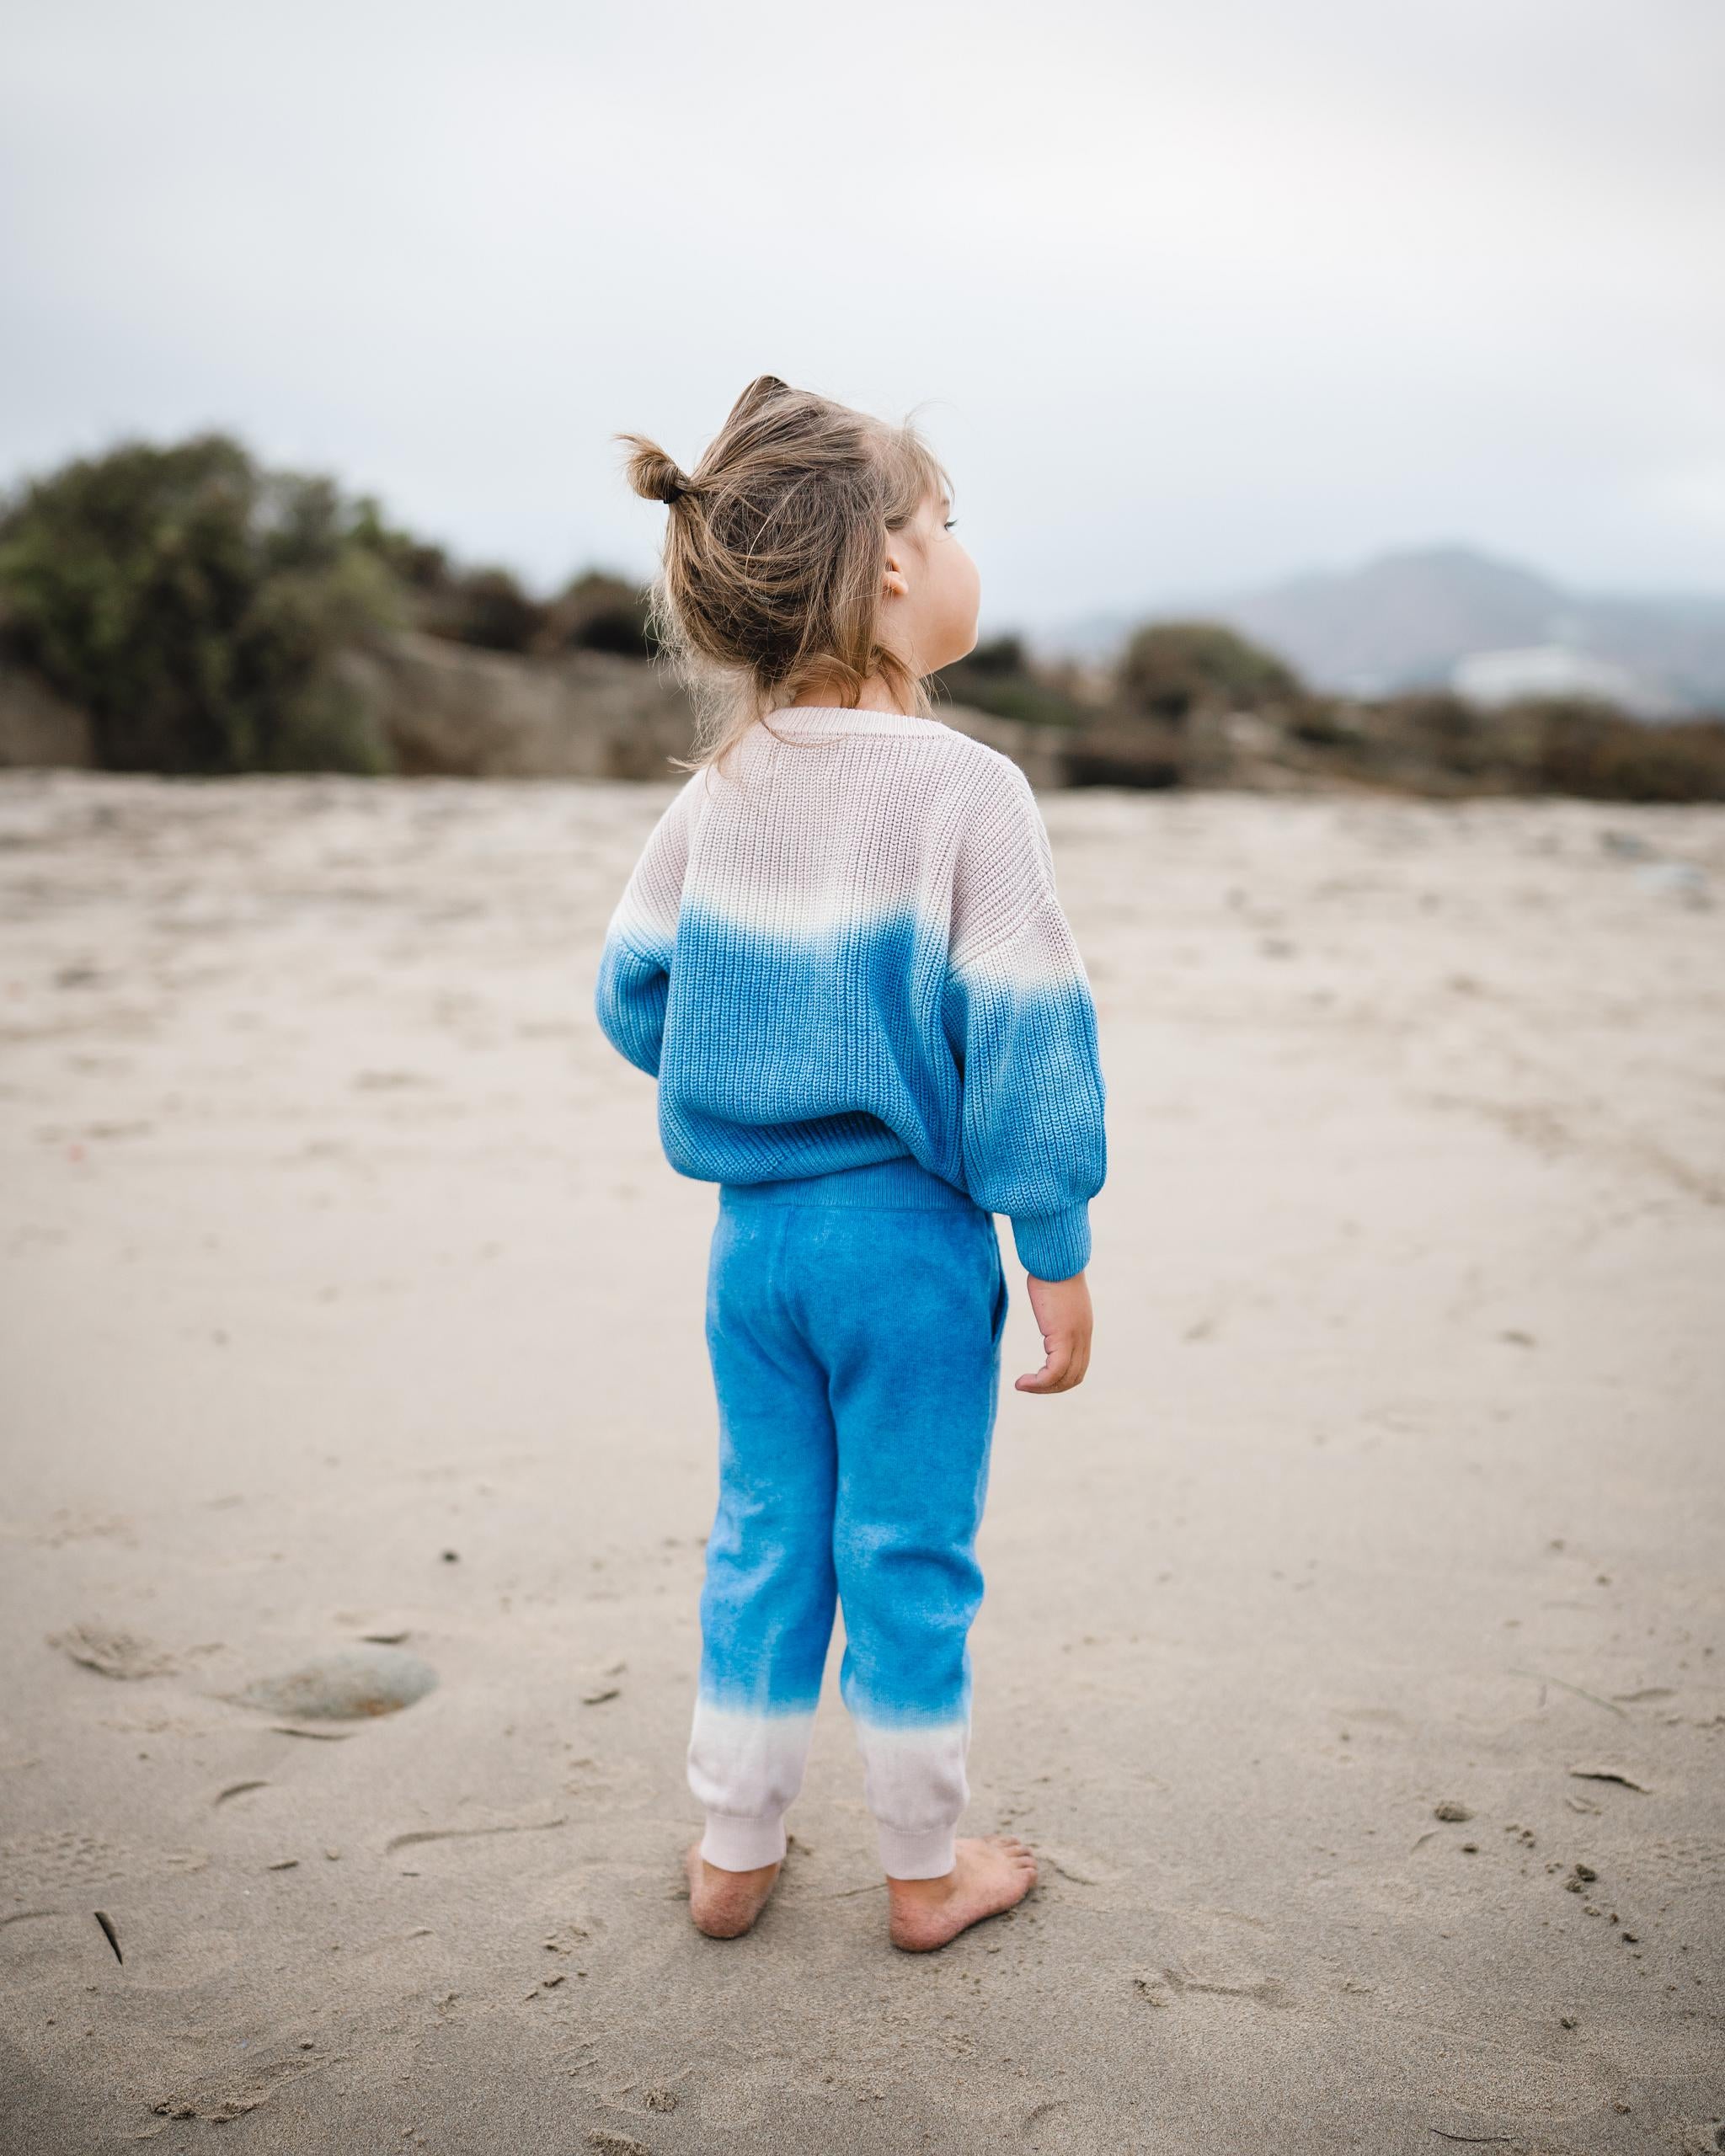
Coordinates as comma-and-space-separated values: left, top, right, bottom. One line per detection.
1157, 1963, 1295, 2009
229, 1644, 438, 1721
0, 1827, 139, 1893
48, 1622, 175, 1680
1038, 1844, 1121, 1887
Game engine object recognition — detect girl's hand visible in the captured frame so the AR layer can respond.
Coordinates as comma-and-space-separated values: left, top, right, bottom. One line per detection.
1015, 1271, 1092, 1393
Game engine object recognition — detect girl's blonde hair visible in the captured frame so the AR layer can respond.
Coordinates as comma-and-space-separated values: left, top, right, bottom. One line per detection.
616, 375, 950, 771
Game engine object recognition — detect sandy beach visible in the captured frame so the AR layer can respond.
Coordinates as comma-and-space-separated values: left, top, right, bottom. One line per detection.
2, 769, 1722, 2154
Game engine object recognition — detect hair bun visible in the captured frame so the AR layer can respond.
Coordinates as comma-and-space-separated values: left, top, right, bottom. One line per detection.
617, 433, 695, 507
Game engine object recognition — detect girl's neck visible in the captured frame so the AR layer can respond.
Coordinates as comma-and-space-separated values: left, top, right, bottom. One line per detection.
783, 672, 916, 716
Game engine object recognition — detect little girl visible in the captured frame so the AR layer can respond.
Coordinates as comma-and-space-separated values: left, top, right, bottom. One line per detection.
594, 376, 1107, 1952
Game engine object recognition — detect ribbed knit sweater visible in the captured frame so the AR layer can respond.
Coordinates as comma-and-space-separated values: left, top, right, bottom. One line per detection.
592, 706, 1107, 1279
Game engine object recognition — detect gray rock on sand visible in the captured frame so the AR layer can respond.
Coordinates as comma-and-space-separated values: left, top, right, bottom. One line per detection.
1633, 858, 1710, 905
232, 1644, 438, 1721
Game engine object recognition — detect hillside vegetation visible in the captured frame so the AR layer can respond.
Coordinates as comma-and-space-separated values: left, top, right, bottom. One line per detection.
2, 433, 1722, 800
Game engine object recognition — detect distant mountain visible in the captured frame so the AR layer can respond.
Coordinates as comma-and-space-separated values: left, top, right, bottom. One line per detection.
1052, 548, 1725, 713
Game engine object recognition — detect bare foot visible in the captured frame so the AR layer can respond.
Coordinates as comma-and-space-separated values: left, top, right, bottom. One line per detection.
683, 1844, 782, 1939
887, 1835, 1037, 1952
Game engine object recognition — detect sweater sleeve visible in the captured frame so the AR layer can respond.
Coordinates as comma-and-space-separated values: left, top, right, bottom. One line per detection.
943, 768, 1107, 1279
594, 778, 698, 1078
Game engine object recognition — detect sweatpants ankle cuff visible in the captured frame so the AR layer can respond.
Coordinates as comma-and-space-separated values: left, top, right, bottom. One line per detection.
700, 1811, 788, 1871
877, 1822, 957, 1880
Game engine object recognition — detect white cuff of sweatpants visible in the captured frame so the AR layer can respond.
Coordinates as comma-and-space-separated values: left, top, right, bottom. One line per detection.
699, 1810, 788, 1871
877, 1821, 958, 1880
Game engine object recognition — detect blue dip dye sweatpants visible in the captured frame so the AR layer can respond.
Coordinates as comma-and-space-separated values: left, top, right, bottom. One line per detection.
689, 1154, 1011, 1880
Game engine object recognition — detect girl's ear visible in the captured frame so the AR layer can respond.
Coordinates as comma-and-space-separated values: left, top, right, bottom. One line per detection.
882, 541, 911, 600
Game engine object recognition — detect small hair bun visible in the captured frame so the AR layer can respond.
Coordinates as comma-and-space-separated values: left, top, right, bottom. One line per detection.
617, 433, 696, 508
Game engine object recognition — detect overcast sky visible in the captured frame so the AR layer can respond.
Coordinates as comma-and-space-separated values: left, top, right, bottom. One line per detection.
3, 0, 1721, 634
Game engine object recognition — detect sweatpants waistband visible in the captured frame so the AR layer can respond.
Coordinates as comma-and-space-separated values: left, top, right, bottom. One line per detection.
718, 1155, 984, 1214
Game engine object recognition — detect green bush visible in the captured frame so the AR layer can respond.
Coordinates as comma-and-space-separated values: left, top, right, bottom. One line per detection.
349, 499, 451, 593
1301, 691, 1725, 800
349, 499, 566, 656
0, 432, 403, 771
533, 569, 654, 659
1289, 702, 1360, 747
415, 565, 547, 654
1116, 620, 1301, 723
1525, 699, 1725, 802
956, 634, 1029, 676
1392, 691, 1501, 776
933, 637, 1096, 728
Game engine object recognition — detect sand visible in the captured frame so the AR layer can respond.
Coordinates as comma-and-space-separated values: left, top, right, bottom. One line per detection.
1, 769, 1722, 2155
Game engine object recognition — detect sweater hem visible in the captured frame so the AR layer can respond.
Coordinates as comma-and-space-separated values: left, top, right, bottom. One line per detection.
718, 1155, 983, 1214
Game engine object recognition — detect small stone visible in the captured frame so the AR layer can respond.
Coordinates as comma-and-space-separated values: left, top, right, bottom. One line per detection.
1460, 1843, 1478, 1854
1573, 1862, 1597, 1882
1433, 1801, 1472, 1822
1559, 2015, 1577, 2030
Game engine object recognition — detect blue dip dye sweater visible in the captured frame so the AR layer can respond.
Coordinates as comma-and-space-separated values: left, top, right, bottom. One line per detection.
593, 705, 1107, 1278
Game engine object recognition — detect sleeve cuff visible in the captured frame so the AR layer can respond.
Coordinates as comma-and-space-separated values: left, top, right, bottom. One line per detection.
1008, 1202, 1091, 1281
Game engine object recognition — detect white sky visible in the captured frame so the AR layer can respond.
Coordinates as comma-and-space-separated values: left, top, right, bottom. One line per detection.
3, 0, 1722, 633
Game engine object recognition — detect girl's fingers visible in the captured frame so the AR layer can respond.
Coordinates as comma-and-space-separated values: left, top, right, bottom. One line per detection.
1019, 1272, 1092, 1393
1015, 1333, 1076, 1392
1014, 1326, 1094, 1392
